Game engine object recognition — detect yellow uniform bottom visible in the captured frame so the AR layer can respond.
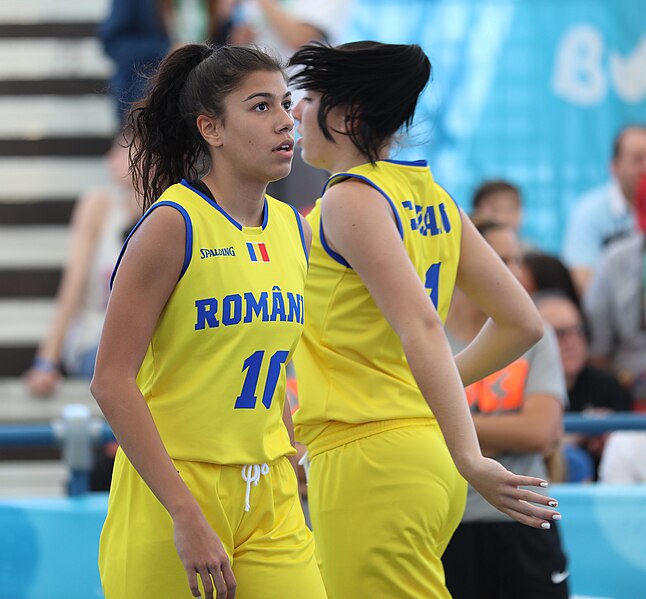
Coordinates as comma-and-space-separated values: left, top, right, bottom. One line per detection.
308, 422, 467, 599
99, 449, 327, 598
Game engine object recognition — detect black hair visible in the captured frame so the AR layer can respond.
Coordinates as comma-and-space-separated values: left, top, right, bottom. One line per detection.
289, 41, 431, 164
126, 43, 284, 210
612, 124, 646, 161
470, 215, 510, 239
521, 251, 581, 310
532, 288, 590, 342
472, 180, 521, 209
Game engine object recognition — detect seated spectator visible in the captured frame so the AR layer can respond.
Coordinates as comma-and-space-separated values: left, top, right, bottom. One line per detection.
24, 138, 139, 491
584, 173, 646, 412
562, 124, 646, 294
536, 291, 632, 479
442, 219, 569, 599
599, 432, 646, 483
520, 251, 581, 311
25, 139, 139, 397
471, 179, 523, 231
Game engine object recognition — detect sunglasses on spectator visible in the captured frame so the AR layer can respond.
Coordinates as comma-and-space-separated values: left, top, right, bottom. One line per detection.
554, 323, 586, 339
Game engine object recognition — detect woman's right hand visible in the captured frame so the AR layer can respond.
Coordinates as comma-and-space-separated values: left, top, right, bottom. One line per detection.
25, 367, 61, 397
173, 508, 237, 599
461, 456, 561, 529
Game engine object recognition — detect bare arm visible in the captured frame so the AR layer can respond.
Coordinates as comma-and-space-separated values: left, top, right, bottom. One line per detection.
453, 213, 544, 387
321, 180, 559, 528
90, 207, 235, 599
256, 0, 327, 49
26, 192, 109, 396
474, 394, 563, 456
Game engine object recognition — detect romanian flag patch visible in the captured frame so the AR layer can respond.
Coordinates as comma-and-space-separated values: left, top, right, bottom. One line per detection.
246, 241, 270, 262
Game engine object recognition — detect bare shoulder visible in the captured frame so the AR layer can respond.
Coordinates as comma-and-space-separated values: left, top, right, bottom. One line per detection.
297, 212, 312, 253
321, 178, 391, 223
114, 204, 187, 287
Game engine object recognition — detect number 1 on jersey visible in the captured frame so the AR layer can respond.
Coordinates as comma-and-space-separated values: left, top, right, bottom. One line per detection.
234, 350, 290, 409
425, 262, 441, 309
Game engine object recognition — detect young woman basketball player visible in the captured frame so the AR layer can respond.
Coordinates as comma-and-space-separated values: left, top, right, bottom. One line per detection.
91, 44, 327, 599
289, 41, 561, 599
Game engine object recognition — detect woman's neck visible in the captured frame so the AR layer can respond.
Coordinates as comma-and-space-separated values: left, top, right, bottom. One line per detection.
200, 169, 267, 227
327, 144, 391, 174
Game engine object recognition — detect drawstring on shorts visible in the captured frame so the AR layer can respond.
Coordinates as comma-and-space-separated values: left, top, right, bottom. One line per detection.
241, 463, 269, 511
298, 451, 310, 483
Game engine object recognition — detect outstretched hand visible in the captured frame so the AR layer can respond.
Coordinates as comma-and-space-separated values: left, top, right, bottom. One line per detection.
173, 509, 236, 599
463, 457, 561, 529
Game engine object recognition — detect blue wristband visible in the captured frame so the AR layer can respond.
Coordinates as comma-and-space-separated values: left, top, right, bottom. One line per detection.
32, 357, 59, 373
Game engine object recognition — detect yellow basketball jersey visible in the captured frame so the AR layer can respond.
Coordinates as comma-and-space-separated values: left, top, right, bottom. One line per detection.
113, 180, 308, 464
293, 160, 463, 448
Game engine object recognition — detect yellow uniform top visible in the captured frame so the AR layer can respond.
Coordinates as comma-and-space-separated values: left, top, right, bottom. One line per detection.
112, 180, 308, 465
293, 160, 463, 450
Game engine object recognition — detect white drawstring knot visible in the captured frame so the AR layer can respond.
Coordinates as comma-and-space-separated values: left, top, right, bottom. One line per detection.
297, 451, 310, 483
241, 463, 269, 512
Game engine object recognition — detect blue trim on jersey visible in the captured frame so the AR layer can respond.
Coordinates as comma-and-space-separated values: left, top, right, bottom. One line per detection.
324, 173, 405, 240
319, 220, 350, 268
382, 159, 428, 168
288, 204, 309, 264
181, 179, 268, 231
110, 201, 193, 290
435, 182, 462, 212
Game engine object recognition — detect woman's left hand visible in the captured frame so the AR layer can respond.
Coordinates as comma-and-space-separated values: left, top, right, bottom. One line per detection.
461, 456, 561, 529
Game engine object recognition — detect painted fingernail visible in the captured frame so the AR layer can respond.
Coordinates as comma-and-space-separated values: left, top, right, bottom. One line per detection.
552, 514, 562, 520
541, 522, 551, 529
548, 501, 558, 507
539, 482, 549, 488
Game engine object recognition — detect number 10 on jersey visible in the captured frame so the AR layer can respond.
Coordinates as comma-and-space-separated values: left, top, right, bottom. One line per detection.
234, 350, 290, 409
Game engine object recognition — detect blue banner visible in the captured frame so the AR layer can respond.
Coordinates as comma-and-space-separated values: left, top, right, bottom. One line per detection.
343, 0, 646, 252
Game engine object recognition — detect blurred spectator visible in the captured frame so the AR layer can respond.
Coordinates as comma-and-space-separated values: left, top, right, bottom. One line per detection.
24, 139, 140, 398
520, 251, 581, 311
442, 220, 569, 599
471, 179, 523, 231
562, 124, 646, 294
227, 0, 352, 211
584, 173, 646, 412
100, 0, 234, 121
228, 0, 349, 57
599, 432, 646, 483
536, 291, 632, 479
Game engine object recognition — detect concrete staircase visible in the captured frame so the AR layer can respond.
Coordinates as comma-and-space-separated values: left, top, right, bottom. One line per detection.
0, 0, 115, 494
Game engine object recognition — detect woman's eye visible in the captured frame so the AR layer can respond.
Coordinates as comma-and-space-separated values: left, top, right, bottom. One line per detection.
254, 102, 269, 112
283, 101, 292, 111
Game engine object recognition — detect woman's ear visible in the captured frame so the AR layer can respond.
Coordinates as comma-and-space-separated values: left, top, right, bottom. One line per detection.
197, 114, 223, 148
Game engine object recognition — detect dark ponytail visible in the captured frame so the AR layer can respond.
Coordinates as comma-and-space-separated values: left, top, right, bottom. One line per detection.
289, 41, 431, 164
126, 44, 284, 210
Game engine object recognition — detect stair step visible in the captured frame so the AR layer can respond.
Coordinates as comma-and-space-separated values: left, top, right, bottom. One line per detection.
0, 269, 62, 298
0, 200, 75, 225
0, 39, 113, 80
0, 299, 55, 345
0, 0, 109, 24
0, 158, 109, 199
0, 226, 70, 268
0, 96, 115, 138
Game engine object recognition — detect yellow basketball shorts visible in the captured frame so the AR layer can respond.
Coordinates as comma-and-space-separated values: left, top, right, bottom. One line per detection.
308, 423, 467, 599
99, 449, 327, 598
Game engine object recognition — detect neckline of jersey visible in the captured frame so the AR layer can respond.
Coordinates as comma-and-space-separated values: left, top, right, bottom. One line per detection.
181, 179, 269, 232
381, 159, 428, 168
